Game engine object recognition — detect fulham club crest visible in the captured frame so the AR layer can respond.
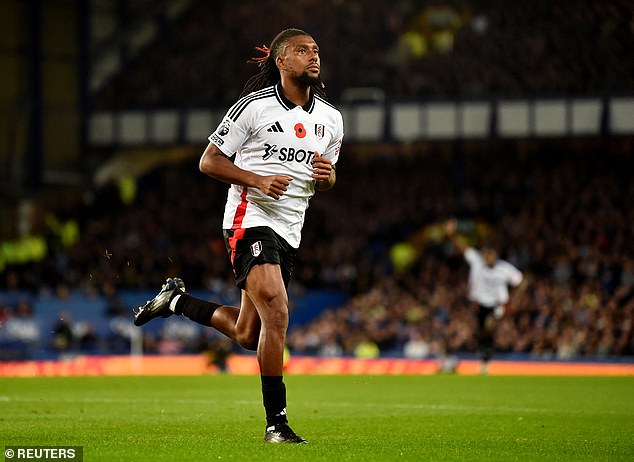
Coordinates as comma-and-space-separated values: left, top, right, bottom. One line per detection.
314, 124, 324, 139
251, 241, 262, 257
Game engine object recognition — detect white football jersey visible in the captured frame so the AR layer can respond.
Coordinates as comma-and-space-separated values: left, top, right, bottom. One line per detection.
464, 247, 523, 307
209, 83, 344, 248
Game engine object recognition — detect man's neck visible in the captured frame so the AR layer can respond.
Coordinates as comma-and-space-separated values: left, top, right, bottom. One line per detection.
280, 79, 310, 107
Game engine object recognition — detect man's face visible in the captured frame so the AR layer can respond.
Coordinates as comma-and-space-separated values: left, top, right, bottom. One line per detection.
278, 35, 321, 86
483, 248, 498, 267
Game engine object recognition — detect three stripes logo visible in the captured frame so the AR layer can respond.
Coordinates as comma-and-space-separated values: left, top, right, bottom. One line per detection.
267, 121, 284, 133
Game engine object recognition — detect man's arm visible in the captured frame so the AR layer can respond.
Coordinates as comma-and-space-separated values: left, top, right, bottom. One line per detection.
312, 151, 336, 191
199, 142, 293, 200
507, 274, 529, 312
444, 219, 468, 255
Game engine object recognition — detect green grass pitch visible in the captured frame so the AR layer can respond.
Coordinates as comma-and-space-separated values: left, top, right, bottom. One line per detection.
1, 374, 633, 461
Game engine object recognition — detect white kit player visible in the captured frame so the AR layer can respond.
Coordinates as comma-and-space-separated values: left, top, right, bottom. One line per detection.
212, 79, 343, 256
444, 219, 525, 372
133, 29, 343, 443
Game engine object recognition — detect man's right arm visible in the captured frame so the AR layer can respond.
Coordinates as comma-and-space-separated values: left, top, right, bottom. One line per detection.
444, 218, 468, 255
199, 142, 293, 200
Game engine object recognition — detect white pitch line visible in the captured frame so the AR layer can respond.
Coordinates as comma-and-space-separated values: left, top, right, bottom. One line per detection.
1, 397, 258, 406
319, 401, 576, 414
2, 396, 626, 415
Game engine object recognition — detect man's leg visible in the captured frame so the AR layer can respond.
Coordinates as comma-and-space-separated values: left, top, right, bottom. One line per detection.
134, 278, 261, 351
244, 264, 288, 375
174, 289, 261, 351
244, 263, 306, 444
167, 264, 288, 375
208, 291, 261, 351
479, 311, 497, 374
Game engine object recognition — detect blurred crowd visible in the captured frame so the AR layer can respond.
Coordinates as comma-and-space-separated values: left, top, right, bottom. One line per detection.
1, 138, 633, 360
95, 0, 633, 107
2, 0, 633, 361
0, 294, 232, 369
287, 139, 634, 360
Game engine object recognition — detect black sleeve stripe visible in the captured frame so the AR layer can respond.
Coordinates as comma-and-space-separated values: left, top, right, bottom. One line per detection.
227, 88, 274, 120
315, 94, 338, 110
229, 92, 276, 122
228, 88, 275, 121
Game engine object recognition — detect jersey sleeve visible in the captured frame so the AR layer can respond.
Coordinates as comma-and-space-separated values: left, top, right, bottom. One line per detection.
208, 101, 253, 156
504, 263, 523, 287
464, 247, 479, 266
323, 111, 344, 165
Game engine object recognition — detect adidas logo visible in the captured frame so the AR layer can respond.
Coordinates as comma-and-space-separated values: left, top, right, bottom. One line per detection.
267, 121, 284, 132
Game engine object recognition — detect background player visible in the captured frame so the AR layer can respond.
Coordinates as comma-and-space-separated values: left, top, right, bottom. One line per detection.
444, 219, 525, 373
133, 28, 344, 443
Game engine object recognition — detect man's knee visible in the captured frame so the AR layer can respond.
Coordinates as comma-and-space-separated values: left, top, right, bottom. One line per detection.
235, 329, 259, 351
256, 284, 288, 308
252, 289, 289, 330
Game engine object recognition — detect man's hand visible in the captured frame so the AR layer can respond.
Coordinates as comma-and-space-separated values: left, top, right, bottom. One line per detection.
200, 143, 293, 200
257, 175, 293, 200
312, 151, 335, 191
443, 218, 467, 255
444, 218, 458, 237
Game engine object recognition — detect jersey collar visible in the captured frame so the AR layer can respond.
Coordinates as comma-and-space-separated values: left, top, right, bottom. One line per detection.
275, 82, 315, 113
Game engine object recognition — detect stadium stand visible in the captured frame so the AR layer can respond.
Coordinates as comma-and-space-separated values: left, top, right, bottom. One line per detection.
1, 0, 633, 362
95, 0, 634, 107
2, 140, 633, 360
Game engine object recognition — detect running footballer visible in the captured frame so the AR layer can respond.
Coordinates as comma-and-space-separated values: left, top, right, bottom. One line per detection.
133, 28, 343, 444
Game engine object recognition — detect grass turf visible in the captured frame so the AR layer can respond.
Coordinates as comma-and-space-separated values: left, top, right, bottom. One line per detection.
0, 374, 633, 461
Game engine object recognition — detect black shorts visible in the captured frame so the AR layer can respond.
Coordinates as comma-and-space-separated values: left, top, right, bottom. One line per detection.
223, 226, 296, 290
477, 304, 496, 329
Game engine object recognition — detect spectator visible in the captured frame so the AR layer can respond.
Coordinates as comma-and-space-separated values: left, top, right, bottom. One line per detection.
51, 312, 74, 352
2, 136, 633, 360
4, 301, 40, 358
95, 0, 633, 106
403, 328, 431, 359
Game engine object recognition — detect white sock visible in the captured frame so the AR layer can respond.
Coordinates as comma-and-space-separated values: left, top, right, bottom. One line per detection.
169, 294, 182, 313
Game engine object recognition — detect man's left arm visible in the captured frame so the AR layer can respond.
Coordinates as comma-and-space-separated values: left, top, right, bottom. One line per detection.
312, 150, 336, 191
313, 115, 343, 192
507, 269, 528, 312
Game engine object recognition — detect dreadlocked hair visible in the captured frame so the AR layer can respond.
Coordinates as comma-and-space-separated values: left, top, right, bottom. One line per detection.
240, 28, 327, 99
